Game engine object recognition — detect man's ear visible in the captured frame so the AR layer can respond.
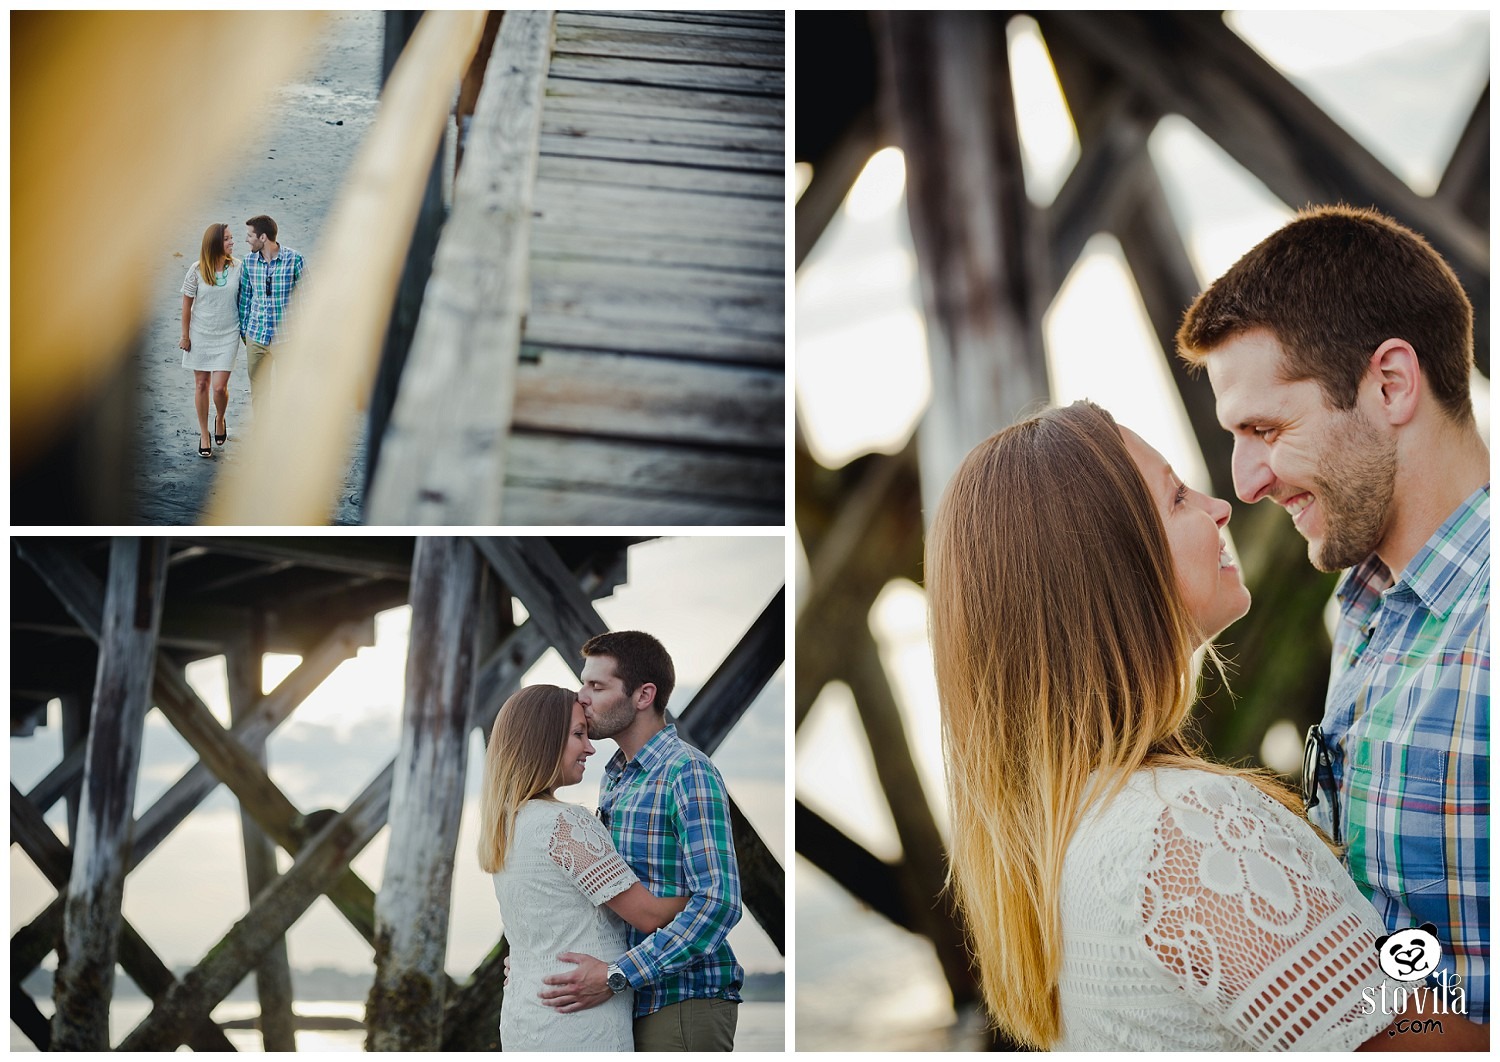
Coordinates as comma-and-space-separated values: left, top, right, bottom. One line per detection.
1368, 338, 1420, 427
634, 681, 657, 713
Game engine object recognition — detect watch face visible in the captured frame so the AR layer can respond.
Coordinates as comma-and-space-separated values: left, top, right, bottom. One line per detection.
608, 970, 628, 992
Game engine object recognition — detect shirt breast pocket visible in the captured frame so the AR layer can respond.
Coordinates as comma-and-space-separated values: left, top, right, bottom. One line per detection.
1346, 739, 1451, 898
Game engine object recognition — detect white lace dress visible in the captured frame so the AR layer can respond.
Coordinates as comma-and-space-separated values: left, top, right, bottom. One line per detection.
1056, 768, 1398, 1050
179, 261, 243, 371
493, 800, 637, 1051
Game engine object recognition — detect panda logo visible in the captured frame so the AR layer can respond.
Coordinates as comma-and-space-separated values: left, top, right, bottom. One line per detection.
1375, 923, 1442, 982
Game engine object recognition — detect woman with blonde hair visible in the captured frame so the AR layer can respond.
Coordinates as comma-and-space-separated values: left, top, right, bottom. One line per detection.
926, 401, 1404, 1051
178, 222, 242, 458
479, 684, 687, 1050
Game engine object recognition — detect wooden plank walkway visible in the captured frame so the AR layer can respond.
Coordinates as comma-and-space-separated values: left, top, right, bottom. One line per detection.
509, 9, 783, 525
368, 10, 784, 526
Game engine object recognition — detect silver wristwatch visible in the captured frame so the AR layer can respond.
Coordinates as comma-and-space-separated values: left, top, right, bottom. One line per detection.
606, 963, 628, 993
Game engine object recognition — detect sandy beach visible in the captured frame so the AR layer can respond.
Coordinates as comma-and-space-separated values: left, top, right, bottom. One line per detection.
133, 12, 407, 525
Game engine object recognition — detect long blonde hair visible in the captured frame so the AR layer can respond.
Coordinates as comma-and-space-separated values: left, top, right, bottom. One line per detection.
197, 222, 235, 285
477, 684, 575, 874
925, 401, 1312, 1049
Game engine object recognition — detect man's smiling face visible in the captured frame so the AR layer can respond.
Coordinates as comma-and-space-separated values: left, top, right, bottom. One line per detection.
1205, 328, 1396, 572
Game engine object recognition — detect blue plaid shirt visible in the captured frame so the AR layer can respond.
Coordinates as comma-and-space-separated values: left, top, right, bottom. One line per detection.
238, 246, 305, 345
1310, 484, 1489, 1023
599, 724, 743, 1016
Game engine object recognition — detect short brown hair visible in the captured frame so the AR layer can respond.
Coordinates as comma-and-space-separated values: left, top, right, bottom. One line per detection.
1177, 204, 1474, 423
245, 214, 278, 241
581, 630, 675, 713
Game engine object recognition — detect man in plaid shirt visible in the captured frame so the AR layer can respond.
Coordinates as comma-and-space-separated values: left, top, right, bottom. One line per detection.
238, 214, 305, 410
541, 631, 743, 1050
1180, 205, 1488, 1047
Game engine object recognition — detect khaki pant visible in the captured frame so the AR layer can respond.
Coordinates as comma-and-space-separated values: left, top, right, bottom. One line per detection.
246, 340, 275, 408
634, 998, 739, 1051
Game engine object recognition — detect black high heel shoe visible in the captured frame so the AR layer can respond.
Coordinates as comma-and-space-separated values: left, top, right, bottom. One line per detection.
214, 415, 227, 446
198, 438, 213, 458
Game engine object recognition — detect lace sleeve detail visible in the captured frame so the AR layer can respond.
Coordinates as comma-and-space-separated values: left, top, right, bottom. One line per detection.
1140, 774, 1394, 1051
547, 804, 638, 906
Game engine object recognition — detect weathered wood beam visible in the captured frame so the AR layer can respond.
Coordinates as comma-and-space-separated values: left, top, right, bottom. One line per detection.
9, 784, 235, 1051
1115, 170, 1239, 507
469, 551, 630, 733
796, 442, 923, 731
728, 798, 784, 954
795, 105, 882, 270
10, 983, 51, 1050
847, 623, 974, 1005
9, 621, 365, 994
795, 800, 912, 931
58, 693, 86, 844
52, 538, 167, 1051
20, 541, 394, 950
876, 11, 1051, 507
208, 11, 490, 524
228, 626, 297, 1053
440, 937, 510, 1050
368, 539, 482, 1050
23, 617, 361, 819
167, 536, 415, 579
366, 11, 557, 524
118, 766, 395, 1051
472, 536, 609, 663
1043, 89, 1157, 294
675, 586, 784, 755
1437, 83, 1489, 240
1036, 11, 1489, 375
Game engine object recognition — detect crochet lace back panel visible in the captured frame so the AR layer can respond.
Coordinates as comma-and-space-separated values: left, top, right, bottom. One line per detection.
1056, 769, 1396, 1051
547, 803, 637, 904
492, 801, 637, 1050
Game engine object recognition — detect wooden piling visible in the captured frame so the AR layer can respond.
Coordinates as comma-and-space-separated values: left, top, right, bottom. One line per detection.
229, 625, 298, 1052
119, 767, 396, 1050
51, 538, 168, 1050
366, 538, 483, 1050
58, 693, 87, 843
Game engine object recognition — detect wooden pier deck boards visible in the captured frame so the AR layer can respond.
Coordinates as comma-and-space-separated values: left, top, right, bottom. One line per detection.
368, 10, 783, 525
507, 10, 784, 525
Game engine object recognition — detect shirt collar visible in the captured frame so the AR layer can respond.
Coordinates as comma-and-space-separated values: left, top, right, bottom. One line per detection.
605, 722, 679, 776
1337, 484, 1489, 618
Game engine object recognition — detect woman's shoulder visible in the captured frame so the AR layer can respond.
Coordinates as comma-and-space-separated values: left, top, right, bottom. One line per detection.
1078, 767, 1284, 839
526, 798, 599, 831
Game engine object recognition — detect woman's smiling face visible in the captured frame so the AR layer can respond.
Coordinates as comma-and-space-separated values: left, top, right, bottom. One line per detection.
1120, 426, 1251, 639
555, 700, 595, 789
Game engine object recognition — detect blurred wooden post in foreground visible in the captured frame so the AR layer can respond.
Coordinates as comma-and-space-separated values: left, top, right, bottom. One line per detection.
208, 10, 486, 524
367, 539, 483, 1050
10, 13, 321, 521
50, 539, 168, 1050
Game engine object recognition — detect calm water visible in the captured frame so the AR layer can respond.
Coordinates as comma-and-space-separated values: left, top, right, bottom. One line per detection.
14, 998, 784, 1052
796, 860, 990, 1051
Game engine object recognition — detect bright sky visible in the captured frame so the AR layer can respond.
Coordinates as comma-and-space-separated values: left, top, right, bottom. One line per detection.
796, 9, 1488, 862
10, 536, 787, 986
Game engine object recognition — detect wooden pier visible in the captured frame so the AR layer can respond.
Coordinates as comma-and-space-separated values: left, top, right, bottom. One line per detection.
12, 11, 783, 526
366, 10, 786, 525
11, 536, 785, 1050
